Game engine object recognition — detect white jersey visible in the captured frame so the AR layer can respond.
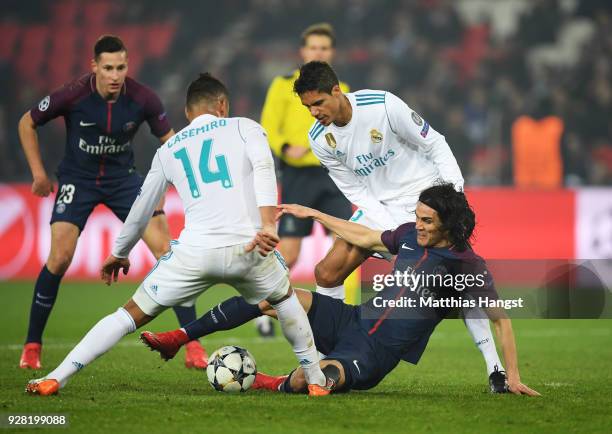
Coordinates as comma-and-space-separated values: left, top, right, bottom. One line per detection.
112, 114, 277, 258
309, 89, 463, 229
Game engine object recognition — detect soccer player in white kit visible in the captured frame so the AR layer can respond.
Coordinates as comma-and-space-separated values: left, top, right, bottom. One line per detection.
293, 61, 507, 390
25, 73, 328, 396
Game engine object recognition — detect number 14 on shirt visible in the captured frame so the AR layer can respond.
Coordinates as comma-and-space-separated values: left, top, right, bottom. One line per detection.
174, 138, 233, 198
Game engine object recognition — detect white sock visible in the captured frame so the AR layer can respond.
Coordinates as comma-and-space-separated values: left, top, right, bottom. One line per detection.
45, 308, 136, 388
254, 315, 273, 333
272, 293, 325, 386
463, 314, 504, 375
316, 284, 345, 301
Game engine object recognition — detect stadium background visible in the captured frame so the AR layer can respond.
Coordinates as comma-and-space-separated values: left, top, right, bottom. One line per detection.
0, 2, 611, 433
0, 0, 610, 284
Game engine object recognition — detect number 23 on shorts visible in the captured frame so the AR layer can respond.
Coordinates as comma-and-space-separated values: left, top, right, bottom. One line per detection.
56, 184, 75, 204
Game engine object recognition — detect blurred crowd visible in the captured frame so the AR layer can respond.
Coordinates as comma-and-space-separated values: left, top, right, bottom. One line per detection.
1, 0, 611, 186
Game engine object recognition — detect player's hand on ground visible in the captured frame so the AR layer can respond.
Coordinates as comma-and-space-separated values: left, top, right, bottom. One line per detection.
508, 380, 541, 396
277, 204, 317, 220
283, 145, 310, 160
101, 255, 131, 285
31, 176, 54, 197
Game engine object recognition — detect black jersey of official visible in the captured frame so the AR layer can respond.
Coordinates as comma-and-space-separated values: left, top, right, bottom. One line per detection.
30, 73, 171, 182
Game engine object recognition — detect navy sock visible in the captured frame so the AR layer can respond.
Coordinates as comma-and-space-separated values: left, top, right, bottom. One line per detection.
172, 305, 197, 329
280, 370, 299, 393
25, 265, 63, 344
184, 297, 262, 340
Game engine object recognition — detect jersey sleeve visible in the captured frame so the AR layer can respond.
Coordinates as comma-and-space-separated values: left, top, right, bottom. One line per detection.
260, 76, 291, 157
380, 223, 415, 254
144, 90, 172, 138
310, 135, 396, 228
112, 150, 169, 258
239, 118, 278, 207
384, 92, 464, 191
29, 85, 75, 126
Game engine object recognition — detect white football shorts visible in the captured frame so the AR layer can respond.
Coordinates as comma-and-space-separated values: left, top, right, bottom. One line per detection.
132, 240, 290, 317
349, 206, 416, 260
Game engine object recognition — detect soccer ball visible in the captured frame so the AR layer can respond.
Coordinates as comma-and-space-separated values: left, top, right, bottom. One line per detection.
206, 346, 257, 392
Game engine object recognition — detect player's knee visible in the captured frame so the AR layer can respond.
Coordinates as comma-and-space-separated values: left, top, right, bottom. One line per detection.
314, 261, 343, 288
123, 299, 153, 329
147, 236, 171, 260
283, 250, 299, 269
278, 242, 300, 269
46, 250, 74, 275
150, 245, 170, 260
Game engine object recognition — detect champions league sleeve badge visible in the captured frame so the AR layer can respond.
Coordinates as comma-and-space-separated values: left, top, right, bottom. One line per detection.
38, 96, 50, 112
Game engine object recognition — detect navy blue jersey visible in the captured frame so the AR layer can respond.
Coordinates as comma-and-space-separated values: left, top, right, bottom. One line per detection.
359, 223, 498, 364
30, 73, 171, 182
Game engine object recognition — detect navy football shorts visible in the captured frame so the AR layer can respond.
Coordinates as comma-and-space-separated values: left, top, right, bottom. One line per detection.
50, 172, 145, 231
308, 293, 400, 391
278, 164, 352, 237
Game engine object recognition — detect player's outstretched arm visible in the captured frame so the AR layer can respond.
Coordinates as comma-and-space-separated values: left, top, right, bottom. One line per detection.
278, 204, 387, 252
488, 310, 541, 396
18, 111, 53, 197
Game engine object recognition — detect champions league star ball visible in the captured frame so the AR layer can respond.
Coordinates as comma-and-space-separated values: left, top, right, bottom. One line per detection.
206, 346, 257, 392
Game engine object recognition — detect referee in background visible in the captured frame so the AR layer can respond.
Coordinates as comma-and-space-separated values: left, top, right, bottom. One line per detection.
258, 23, 353, 336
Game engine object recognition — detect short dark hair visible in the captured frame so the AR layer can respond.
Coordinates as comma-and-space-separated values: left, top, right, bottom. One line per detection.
94, 35, 126, 60
418, 183, 475, 251
186, 73, 229, 109
301, 22, 336, 47
293, 61, 339, 95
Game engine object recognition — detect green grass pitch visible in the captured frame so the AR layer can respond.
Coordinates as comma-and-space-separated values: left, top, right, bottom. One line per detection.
1, 281, 611, 434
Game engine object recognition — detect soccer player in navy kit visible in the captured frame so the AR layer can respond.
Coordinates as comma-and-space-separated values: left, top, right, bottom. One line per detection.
142, 184, 539, 396
17, 35, 206, 370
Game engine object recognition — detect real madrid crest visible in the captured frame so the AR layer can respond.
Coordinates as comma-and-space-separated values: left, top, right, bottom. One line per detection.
325, 132, 337, 148
370, 129, 383, 144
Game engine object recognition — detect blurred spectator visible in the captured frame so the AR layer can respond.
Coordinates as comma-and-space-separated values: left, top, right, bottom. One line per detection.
512, 98, 564, 189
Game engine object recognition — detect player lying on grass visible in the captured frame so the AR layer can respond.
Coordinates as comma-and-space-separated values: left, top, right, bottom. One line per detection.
142, 184, 540, 396
25, 72, 329, 397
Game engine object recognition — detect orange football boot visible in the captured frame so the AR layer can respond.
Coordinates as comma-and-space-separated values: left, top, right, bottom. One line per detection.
25, 379, 59, 396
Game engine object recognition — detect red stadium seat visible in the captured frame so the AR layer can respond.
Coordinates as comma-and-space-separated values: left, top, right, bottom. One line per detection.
145, 24, 177, 58
51, 0, 79, 26
83, 1, 114, 27
113, 27, 144, 76
82, 27, 106, 61
15, 25, 50, 88
48, 28, 79, 86
0, 22, 20, 60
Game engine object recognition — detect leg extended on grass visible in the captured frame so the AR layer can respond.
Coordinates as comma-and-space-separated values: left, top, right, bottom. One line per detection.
140, 289, 315, 365
27, 298, 157, 394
